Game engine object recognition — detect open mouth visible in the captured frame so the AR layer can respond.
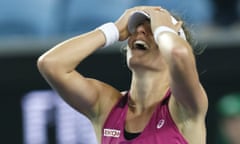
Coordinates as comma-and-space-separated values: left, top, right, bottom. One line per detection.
133, 40, 149, 51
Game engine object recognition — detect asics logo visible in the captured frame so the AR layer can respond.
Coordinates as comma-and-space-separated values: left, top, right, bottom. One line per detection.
157, 119, 165, 129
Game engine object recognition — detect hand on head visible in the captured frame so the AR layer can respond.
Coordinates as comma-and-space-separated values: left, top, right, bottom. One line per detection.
143, 8, 183, 34
115, 6, 161, 41
115, 6, 183, 41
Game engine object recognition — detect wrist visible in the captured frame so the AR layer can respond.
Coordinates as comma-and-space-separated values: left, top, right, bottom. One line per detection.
153, 26, 177, 43
97, 22, 119, 48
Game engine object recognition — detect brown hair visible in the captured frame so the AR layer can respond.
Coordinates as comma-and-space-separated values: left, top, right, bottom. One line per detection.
173, 14, 206, 55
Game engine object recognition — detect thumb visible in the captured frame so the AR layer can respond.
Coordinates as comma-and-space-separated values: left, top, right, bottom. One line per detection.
175, 21, 183, 32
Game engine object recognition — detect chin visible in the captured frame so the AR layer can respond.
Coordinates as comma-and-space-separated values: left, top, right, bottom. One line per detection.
128, 61, 159, 72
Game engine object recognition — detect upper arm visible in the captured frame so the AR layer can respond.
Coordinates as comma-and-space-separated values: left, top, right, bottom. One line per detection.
39, 67, 122, 119
37, 30, 122, 120
169, 46, 208, 117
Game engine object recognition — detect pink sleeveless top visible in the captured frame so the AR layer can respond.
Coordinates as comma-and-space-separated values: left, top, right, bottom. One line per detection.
102, 90, 188, 144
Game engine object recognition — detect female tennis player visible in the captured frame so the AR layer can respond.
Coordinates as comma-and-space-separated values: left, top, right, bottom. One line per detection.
38, 6, 208, 144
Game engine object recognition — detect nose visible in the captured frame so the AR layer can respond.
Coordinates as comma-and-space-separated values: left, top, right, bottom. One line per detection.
135, 24, 147, 36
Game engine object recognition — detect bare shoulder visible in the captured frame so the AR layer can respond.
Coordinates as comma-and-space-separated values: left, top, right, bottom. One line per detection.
90, 79, 124, 122
91, 89, 126, 143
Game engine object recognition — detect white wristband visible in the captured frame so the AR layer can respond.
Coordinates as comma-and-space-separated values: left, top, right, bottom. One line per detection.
154, 26, 177, 43
97, 22, 119, 48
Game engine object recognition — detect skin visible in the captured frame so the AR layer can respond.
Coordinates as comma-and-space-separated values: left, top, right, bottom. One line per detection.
37, 6, 208, 144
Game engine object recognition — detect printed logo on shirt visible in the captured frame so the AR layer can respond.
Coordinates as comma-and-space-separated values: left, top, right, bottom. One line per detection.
104, 128, 121, 138
157, 119, 165, 129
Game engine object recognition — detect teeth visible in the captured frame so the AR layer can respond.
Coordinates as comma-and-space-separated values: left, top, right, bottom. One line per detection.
134, 40, 149, 49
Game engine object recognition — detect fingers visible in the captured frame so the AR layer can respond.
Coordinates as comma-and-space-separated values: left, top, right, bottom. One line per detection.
143, 8, 182, 29
129, 6, 162, 16
127, 6, 185, 39
175, 21, 183, 32
132, 6, 162, 11
143, 8, 174, 30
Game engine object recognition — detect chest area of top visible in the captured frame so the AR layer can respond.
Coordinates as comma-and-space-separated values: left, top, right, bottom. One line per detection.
124, 106, 157, 132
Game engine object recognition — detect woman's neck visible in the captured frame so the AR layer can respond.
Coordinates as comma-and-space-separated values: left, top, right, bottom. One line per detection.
129, 70, 169, 114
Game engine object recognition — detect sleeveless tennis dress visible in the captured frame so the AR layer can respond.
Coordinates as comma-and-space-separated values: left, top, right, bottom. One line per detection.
102, 90, 188, 144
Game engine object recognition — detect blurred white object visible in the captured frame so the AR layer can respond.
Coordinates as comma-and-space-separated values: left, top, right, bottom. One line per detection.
22, 90, 97, 144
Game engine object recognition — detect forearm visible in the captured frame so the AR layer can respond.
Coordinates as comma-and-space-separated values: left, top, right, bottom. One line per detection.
156, 32, 207, 114
38, 29, 105, 75
156, 31, 199, 85
156, 31, 191, 64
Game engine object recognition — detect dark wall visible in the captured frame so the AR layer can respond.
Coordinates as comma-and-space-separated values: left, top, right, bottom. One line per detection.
197, 47, 240, 143
1, 46, 240, 144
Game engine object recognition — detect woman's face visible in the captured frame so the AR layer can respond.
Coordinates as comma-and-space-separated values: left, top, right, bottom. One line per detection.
126, 21, 167, 72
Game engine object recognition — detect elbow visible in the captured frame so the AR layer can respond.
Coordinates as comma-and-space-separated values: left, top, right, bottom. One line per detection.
168, 46, 194, 72
37, 55, 47, 73
169, 45, 194, 65
171, 46, 189, 60
37, 54, 56, 76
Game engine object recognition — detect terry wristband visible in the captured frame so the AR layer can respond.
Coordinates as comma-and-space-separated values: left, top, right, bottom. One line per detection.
97, 22, 119, 48
153, 26, 177, 43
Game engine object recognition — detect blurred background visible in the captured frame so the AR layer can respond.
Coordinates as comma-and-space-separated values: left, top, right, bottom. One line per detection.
0, 0, 240, 143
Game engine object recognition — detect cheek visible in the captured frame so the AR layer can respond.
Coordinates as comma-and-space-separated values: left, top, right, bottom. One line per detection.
150, 50, 161, 61
126, 50, 131, 64
128, 37, 133, 46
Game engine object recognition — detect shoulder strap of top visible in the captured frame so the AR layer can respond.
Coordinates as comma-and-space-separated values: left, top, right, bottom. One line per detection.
116, 91, 129, 108
161, 89, 172, 105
